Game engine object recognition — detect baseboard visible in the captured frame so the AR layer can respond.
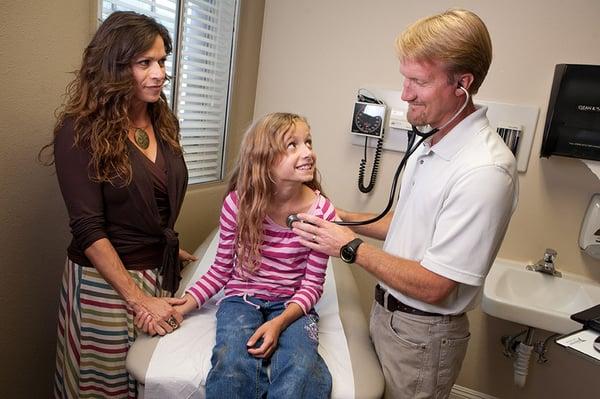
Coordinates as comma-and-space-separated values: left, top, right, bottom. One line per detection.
450, 384, 499, 399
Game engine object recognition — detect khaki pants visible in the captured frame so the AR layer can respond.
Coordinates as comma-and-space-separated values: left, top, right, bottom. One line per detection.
370, 301, 470, 399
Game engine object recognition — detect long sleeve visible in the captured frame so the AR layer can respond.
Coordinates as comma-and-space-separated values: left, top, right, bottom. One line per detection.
54, 119, 108, 251
288, 197, 337, 314
186, 192, 238, 306
186, 192, 338, 313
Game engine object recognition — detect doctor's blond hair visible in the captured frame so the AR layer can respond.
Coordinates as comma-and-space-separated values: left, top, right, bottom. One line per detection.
395, 8, 492, 94
227, 113, 322, 274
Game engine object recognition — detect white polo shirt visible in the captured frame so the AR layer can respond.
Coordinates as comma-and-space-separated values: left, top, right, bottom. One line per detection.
381, 105, 518, 315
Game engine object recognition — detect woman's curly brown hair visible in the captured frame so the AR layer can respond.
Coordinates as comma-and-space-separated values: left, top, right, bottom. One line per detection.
40, 11, 181, 184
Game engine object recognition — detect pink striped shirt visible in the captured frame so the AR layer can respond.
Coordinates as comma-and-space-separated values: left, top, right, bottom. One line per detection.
186, 190, 337, 314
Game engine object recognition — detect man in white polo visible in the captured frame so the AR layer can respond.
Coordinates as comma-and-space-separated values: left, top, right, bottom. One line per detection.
292, 9, 518, 398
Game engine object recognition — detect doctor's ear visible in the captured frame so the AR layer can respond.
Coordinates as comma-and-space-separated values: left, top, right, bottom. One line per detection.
454, 74, 474, 95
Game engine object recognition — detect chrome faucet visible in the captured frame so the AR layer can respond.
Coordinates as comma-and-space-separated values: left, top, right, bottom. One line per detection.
526, 248, 562, 277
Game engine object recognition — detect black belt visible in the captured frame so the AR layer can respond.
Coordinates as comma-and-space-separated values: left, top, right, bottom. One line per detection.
375, 284, 444, 317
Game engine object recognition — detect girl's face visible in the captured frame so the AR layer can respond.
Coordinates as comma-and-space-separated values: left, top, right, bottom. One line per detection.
271, 121, 316, 186
130, 35, 167, 107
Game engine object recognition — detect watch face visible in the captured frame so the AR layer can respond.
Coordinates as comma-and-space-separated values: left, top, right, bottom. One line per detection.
340, 238, 363, 263
341, 246, 354, 261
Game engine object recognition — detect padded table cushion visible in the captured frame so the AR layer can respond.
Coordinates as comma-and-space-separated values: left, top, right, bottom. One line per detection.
126, 229, 383, 398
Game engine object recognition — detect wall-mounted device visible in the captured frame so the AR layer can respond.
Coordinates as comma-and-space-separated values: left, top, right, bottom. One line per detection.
350, 90, 387, 193
351, 87, 539, 173
388, 108, 412, 131
579, 193, 600, 260
351, 102, 386, 139
541, 64, 600, 161
497, 124, 522, 156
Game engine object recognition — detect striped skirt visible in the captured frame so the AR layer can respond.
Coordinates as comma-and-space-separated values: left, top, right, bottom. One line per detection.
53, 259, 164, 398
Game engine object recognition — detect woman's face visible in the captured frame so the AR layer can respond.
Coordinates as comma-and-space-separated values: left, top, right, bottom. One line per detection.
130, 35, 167, 106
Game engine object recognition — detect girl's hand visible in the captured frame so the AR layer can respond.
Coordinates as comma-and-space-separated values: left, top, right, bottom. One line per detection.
246, 318, 284, 359
172, 293, 199, 316
135, 311, 160, 336
179, 248, 198, 265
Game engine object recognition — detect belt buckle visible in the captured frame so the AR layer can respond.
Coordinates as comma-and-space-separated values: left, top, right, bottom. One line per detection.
382, 287, 393, 312
376, 285, 388, 310
382, 290, 389, 311
377, 285, 395, 313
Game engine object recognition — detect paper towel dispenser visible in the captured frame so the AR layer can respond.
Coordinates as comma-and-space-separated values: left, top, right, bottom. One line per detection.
540, 64, 600, 161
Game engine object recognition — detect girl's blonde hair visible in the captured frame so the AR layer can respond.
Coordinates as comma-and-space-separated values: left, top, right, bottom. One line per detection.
227, 112, 322, 273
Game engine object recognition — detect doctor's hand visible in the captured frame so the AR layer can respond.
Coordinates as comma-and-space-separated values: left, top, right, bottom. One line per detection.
292, 213, 357, 258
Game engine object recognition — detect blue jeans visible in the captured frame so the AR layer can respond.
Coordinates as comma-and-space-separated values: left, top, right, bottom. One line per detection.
206, 295, 332, 399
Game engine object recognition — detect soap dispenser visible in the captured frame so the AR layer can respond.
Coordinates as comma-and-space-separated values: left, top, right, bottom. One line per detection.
579, 194, 600, 259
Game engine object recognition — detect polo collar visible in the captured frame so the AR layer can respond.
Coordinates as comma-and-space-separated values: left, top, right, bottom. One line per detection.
424, 105, 489, 161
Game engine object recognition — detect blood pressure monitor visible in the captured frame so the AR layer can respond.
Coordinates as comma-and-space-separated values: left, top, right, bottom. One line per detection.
351, 102, 386, 139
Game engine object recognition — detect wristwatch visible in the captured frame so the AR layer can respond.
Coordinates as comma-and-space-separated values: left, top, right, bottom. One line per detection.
340, 238, 364, 264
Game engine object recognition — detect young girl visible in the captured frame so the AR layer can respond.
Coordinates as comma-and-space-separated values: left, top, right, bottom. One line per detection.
175, 112, 334, 398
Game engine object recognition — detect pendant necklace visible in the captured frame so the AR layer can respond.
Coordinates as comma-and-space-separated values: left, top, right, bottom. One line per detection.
133, 122, 151, 150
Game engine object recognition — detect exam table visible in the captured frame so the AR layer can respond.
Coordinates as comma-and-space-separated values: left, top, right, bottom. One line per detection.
126, 228, 384, 398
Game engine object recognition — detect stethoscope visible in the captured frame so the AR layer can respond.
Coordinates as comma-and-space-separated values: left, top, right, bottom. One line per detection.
286, 85, 470, 229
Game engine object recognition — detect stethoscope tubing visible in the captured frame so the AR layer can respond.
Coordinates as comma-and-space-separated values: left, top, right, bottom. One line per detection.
334, 128, 433, 226
335, 87, 470, 226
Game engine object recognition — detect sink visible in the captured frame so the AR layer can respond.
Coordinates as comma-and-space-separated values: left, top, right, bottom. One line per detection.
482, 258, 600, 334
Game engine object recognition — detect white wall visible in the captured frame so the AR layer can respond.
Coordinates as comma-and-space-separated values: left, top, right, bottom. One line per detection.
254, 1, 600, 397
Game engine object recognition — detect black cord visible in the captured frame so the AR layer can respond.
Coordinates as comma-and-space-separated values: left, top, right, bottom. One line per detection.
358, 130, 384, 193
357, 88, 384, 104
337, 130, 429, 226
355, 88, 385, 194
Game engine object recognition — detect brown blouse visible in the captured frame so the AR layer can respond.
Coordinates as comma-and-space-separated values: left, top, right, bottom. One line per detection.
53, 118, 188, 294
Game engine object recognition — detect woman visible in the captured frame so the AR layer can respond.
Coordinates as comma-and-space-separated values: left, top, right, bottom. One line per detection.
42, 11, 195, 398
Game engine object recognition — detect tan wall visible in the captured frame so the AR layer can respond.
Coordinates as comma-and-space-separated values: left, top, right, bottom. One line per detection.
0, 0, 264, 397
254, 0, 600, 397
0, 2, 94, 396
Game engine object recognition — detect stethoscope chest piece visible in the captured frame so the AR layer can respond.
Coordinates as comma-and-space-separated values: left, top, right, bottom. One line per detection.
286, 214, 301, 229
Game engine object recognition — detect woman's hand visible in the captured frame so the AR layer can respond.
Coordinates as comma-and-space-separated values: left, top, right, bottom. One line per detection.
132, 295, 185, 336
246, 318, 284, 359
179, 248, 198, 265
